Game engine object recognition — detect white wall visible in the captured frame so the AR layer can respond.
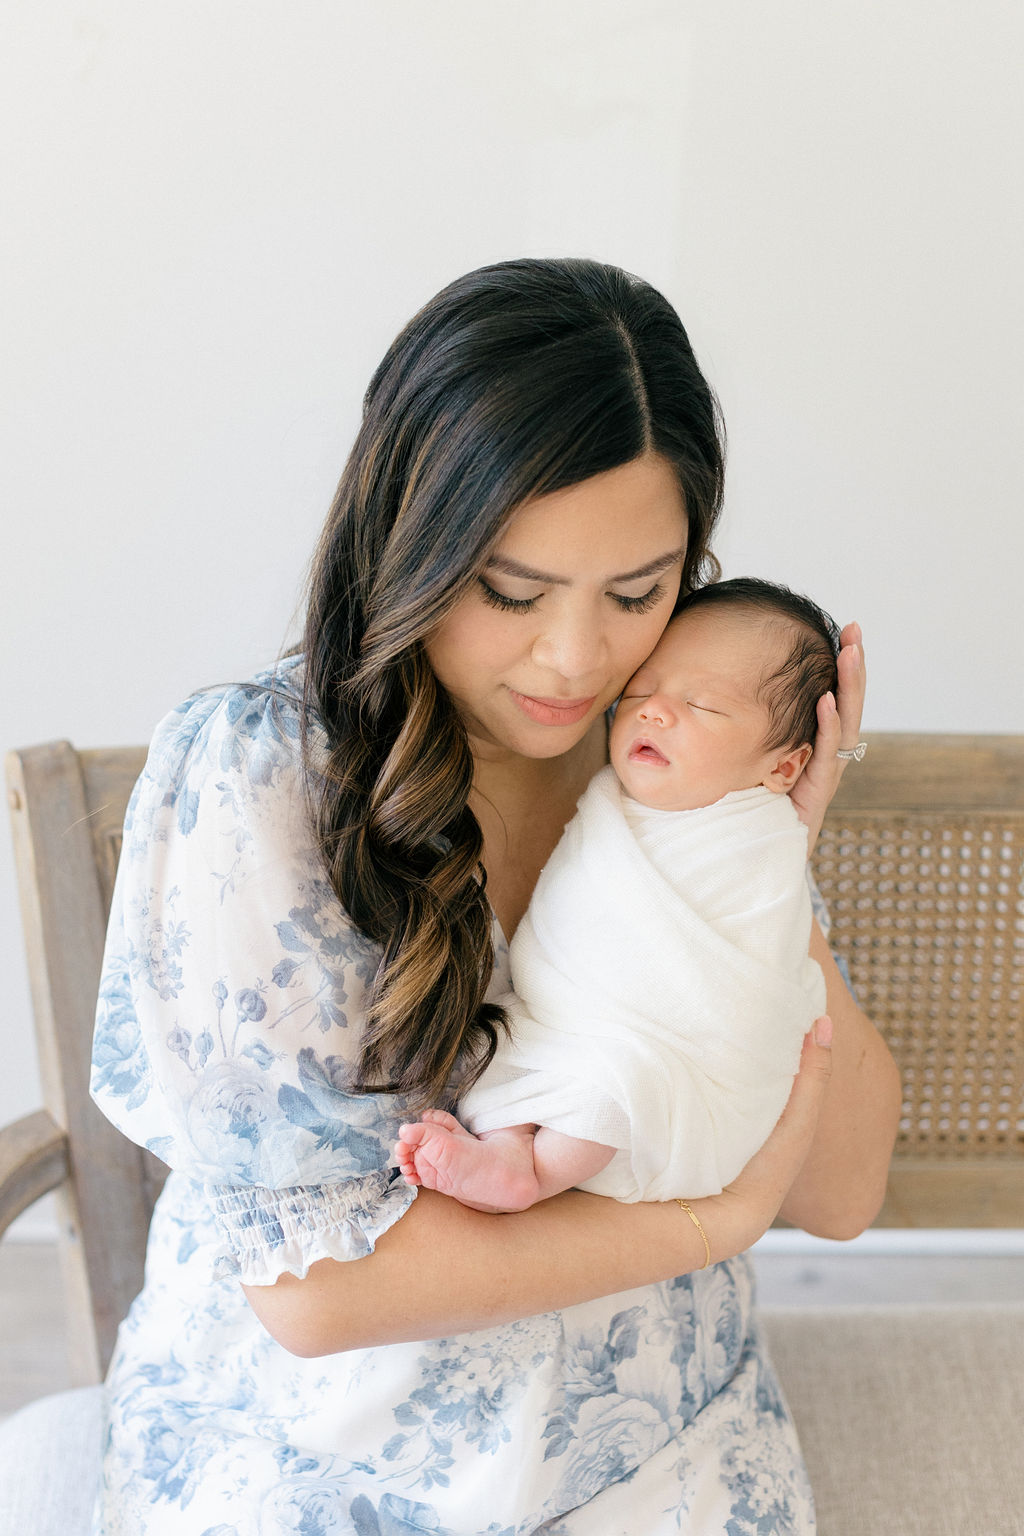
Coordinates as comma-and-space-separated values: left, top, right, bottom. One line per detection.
3, 1, 1022, 1188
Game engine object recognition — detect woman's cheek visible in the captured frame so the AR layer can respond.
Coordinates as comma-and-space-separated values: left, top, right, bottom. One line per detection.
619, 608, 676, 681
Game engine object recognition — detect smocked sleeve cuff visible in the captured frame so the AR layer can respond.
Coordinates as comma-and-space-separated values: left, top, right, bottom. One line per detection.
209, 1171, 416, 1286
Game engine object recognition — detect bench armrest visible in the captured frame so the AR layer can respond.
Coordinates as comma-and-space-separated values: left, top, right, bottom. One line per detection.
0, 1109, 70, 1236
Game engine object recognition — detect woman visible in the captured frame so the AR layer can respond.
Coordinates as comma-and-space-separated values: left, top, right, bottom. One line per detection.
88, 257, 899, 1533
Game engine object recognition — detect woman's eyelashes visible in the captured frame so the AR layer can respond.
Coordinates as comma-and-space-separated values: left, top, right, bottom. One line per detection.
477, 579, 666, 615
477, 580, 537, 613
615, 582, 665, 614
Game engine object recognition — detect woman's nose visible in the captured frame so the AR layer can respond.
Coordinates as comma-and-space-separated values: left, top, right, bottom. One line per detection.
530, 607, 606, 681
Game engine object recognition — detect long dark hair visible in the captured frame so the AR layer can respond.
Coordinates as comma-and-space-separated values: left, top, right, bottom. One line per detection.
302, 257, 725, 1107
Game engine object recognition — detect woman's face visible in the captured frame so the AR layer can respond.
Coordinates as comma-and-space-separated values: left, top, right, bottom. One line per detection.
425, 452, 688, 761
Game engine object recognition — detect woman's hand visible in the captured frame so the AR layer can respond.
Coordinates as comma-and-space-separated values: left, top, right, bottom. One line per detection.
791, 621, 866, 850
777, 922, 901, 1237
695, 1020, 835, 1259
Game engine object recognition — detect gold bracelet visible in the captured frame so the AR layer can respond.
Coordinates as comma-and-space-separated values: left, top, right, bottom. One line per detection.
675, 1200, 711, 1270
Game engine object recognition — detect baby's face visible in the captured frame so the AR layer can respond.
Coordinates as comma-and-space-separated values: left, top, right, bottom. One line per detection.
609, 606, 791, 812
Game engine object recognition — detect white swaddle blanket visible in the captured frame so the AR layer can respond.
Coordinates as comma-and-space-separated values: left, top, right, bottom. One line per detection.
461, 765, 826, 1200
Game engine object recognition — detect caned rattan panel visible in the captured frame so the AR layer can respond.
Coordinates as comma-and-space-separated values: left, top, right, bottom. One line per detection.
813, 812, 1024, 1161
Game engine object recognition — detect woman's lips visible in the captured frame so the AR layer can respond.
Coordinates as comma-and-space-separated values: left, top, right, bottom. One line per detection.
627, 737, 670, 766
508, 690, 598, 726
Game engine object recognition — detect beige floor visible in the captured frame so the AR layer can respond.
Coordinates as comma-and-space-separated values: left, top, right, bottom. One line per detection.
2, 1237, 1023, 1421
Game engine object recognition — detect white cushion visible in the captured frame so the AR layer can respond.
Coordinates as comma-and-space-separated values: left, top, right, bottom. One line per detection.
0, 1386, 103, 1533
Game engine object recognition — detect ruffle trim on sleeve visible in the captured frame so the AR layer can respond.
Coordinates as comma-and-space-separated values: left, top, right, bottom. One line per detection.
208, 1172, 416, 1286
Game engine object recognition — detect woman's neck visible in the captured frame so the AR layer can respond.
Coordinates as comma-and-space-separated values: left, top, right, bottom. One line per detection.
470, 717, 608, 943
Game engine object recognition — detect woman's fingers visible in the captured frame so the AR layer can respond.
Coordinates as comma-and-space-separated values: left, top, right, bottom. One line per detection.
769, 1020, 833, 1156
791, 693, 838, 845
725, 1021, 833, 1215
835, 622, 866, 746
790, 621, 867, 848
812, 688, 841, 759
675, 1022, 834, 1267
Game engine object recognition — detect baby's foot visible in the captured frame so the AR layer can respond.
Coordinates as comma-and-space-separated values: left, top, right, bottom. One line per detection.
394, 1110, 475, 1190
394, 1110, 540, 1213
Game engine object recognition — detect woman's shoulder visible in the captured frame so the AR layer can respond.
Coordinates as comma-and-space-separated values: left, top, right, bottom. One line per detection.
152, 653, 308, 769
117, 654, 324, 862
135, 655, 318, 824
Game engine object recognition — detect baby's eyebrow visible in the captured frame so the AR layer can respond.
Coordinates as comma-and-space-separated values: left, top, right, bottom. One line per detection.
485, 547, 686, 586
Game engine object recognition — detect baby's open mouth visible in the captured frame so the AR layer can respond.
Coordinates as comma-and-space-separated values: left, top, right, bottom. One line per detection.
628, 738, 670, 766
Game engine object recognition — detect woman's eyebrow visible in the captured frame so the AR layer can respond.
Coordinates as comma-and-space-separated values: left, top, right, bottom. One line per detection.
484, 547, 686, 585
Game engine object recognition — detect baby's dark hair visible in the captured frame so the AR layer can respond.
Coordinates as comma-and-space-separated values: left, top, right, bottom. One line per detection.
676, 577, 840, 753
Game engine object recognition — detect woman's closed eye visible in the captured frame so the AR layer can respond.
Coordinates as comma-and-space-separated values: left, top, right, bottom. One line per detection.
478, 580, 538, 613
478, 578, 666, 615
613, 581, 665, 614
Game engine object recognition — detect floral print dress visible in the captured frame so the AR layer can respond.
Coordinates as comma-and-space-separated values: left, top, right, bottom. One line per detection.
89, 657, 816, 1535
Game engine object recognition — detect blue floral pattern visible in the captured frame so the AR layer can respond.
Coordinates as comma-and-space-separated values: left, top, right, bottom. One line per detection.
89, 658, 815, 1534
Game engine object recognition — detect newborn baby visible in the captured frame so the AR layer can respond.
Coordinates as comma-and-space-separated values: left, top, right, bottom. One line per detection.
395, 577, 837, 1211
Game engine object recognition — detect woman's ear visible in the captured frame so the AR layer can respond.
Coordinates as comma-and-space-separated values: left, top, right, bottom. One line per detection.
762, 742, 813, 795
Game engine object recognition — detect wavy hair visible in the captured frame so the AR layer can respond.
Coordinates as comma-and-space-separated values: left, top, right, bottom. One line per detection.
302, 258, 726, 1107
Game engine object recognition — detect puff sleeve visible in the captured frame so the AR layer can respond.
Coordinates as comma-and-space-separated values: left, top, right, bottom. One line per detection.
90, 660, 416, 1285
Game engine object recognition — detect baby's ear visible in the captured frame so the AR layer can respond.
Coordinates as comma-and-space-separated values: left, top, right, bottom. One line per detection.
763, 743, 813, 795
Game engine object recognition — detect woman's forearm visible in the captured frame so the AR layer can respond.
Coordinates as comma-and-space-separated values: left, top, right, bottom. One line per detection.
244, 1022, 838, 1358
777, 920, 901, 1237
243, 1186, 724, 1356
